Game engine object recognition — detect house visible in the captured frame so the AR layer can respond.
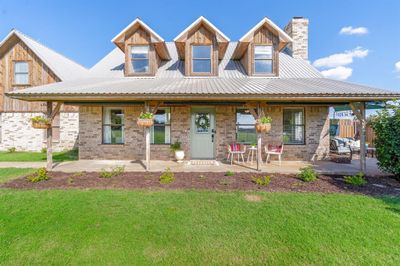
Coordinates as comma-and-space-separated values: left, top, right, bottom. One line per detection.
4, 16, 400, 170
0, 30, 87, 151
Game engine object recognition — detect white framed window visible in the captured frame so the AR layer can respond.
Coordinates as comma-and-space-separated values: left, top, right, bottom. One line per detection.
102, 107, 125, 144
283, 108, 305, 145
130, 45, 149, 73
254, 45, 273, 74
14, 61, 29, 84
151, 108, 171, 144
236, 109, 256, 144
192, 45, 211, 73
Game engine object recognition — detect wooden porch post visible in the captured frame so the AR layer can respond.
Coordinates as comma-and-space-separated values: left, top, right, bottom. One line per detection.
145, 102, 150, 171
46, 101, 53, 171
350, 102, 367, 174
256, 103, 262, 171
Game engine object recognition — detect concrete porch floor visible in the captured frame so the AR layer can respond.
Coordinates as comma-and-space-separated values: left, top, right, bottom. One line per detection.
37, 158, 386, 176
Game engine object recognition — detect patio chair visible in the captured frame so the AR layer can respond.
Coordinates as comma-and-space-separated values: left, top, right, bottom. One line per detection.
264, 143, 284, 165
227, 143, 246, 165
330, 138, 352, 163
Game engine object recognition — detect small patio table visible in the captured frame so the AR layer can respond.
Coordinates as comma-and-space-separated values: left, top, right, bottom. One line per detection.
247, 146, 257, 164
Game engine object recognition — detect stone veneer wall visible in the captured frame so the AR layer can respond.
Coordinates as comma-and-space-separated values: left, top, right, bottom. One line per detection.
0, 111, 79, 152
79, 105, 329, 161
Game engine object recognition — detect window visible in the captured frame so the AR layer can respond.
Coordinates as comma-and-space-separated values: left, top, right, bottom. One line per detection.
151, 108, 171, 144
14, 61, 29, 84
254, 45, 273, 74
236, 109, 256, 144
131, 45, 149, 73
103, 107, 124, 144
192, 45, 211, 73
283, 108, 305, 145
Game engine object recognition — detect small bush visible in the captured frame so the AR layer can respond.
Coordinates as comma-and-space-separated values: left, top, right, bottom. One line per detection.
41, 148, 47, 153
99, 166, 125, 178
72, 171, 84, 177
7, 147, 16, 153
27, 167, 49, 183
252, 175, 271, 186
170, 141, 182, 152
67, 177, 74, 184
224, 170, 235, 176
298, 166, 318, 182
344, 172, 367, 186
159, 168, 175, 184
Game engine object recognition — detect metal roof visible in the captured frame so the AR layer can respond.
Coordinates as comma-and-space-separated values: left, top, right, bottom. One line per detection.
0, 30, 89, 81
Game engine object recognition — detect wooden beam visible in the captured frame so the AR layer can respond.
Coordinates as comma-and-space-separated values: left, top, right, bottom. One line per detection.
145, 102, 151, 171
151, 101, 162, 114
49, 102, 62, 122
46, 101, 53, 171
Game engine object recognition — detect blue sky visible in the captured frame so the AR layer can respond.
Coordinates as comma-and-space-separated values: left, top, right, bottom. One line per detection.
0, 0, 399, 91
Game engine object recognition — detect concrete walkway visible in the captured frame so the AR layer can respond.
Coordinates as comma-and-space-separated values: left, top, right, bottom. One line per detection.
0, 158, 387, 176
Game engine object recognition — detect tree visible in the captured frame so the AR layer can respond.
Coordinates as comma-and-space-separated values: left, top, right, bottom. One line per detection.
370, 105, 400, 178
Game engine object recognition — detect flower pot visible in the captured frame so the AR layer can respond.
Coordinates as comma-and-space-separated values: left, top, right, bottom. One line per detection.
174, 150, 185, 162
32, 121, 50, 129
137, 118, 154, 128
255, 122, 271, 133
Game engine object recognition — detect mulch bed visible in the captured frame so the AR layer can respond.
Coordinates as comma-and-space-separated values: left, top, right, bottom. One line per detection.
2, 171, 400, 196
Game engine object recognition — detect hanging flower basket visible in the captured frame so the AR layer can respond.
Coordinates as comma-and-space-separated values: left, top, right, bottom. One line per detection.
137, 112, 154, 128
31, 116, 50, 129
255, 116, 272, 133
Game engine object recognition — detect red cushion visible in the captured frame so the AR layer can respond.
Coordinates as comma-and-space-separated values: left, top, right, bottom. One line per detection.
268, 144, 282, 153
230, 143, 241, 151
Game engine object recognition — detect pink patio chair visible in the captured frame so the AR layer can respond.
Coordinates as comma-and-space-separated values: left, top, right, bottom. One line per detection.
227, 143, 246, 165
265, 143, 284, 165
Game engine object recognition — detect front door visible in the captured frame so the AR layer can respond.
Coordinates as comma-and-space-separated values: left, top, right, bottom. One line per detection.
191, 107, 216, 159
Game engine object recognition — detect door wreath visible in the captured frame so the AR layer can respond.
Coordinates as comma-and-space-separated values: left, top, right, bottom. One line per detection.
195, 113, 210, 130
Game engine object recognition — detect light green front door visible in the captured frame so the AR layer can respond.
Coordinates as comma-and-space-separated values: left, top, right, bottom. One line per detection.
191, 107, 216, 159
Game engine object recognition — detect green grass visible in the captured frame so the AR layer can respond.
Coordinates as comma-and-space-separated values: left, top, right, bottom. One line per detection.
0, 168, 36, 183
0, 149, 78, 162
0, 189, 399, 265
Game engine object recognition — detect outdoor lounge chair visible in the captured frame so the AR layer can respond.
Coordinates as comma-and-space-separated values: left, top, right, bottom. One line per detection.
330, 138, 352, 163
264, 143, 284, 165
227, 143, 246, 165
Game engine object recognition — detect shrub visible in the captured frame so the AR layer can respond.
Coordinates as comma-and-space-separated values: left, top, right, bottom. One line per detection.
159, 168, 175, 184
7, 147, 16, 153
298, 166, 319, 182
259, 116, 272, 124
72, 171, 84, 177
99, 166, 125, 178
252, 175, 271, 186
139, 112, 154, 119
344, 172, 367, 186
170, 141, 182, 152
370, 106, 400, 178
31, 116, 49, 124
27, 167, 49, 183
41, 148, 47, 153
224, 170, 235, 176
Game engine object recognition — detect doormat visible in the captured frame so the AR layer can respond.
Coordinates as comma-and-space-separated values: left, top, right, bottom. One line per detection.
188, 160, 220, 166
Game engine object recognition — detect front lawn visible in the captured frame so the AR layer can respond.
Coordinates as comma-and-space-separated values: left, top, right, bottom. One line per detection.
0, 168, 36, 183
0, 188, 399, 264
0, 149, 78, 162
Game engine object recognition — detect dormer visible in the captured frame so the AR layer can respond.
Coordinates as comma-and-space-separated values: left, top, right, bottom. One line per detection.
232, 17, 293, 77
112, 18, 170, 76
174, 16, 230, 76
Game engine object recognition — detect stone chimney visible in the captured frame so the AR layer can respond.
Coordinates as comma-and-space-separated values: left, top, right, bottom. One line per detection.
284, 17, 309, 60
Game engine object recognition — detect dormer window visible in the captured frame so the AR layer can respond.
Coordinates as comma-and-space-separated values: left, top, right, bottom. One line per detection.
14, 61, 29, 85
131, 45, 149, 73
254, 45, 273, 74
192, 45, 211, 73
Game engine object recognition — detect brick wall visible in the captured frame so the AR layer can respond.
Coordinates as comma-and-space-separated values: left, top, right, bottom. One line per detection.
79, 105, 329, 161
0, 111, 79, 152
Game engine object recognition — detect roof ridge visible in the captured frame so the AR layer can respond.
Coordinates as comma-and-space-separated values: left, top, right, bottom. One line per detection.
13, 29, 88, 70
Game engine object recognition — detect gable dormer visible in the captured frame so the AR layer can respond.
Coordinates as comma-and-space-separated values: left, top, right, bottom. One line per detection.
112, 18, 170, 77
174, 16, 230, 76
233, 17, 293, 77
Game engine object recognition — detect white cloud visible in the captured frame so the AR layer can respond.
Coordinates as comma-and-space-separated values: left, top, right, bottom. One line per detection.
340, 26, 369, 35
320, 66, 353, 80
395, 61, 400, 73
313, 47, 369, 68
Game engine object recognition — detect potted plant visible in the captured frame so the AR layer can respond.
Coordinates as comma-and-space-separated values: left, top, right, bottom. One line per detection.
170, 141, 184, 162
31, 116, 50, 129
137, 112, 154, 128
255, 116, 272, 133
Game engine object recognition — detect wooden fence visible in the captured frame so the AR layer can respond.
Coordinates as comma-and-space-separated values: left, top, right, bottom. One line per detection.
337, 119, 376, 146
